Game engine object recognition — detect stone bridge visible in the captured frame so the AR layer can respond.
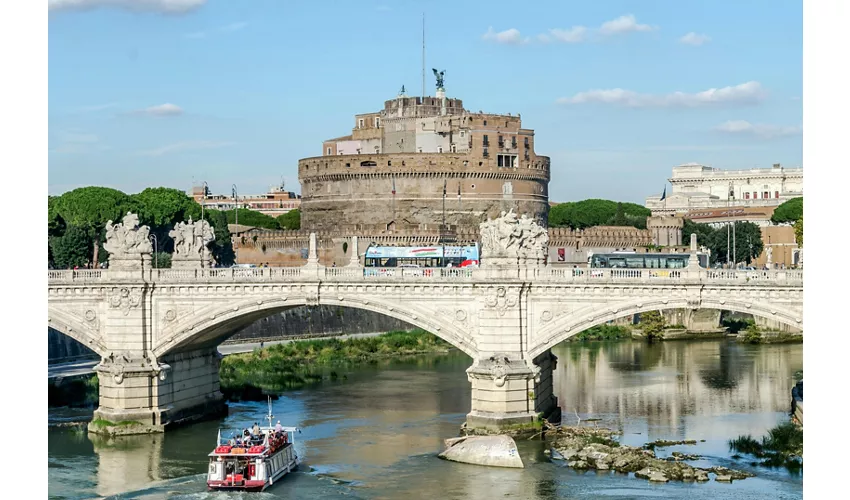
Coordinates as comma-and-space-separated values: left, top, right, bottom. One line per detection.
47, 213, 803, 434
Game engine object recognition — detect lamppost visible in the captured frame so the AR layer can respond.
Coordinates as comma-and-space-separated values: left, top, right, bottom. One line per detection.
149, 234, 158, 268
201, 181, 209, 221
232, 184, 238, 263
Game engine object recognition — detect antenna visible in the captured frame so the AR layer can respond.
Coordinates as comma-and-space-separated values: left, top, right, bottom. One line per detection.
421, 12, 425, 100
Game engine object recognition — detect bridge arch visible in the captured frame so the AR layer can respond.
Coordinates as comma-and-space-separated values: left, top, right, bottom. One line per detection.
153, 297, 479, 359
528, 297, 803, 359
47, 309, 107, 358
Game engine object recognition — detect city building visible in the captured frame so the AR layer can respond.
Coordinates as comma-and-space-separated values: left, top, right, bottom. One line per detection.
645, 163, 803, 217
299, 82, 550, 233
190, 181, 301, 218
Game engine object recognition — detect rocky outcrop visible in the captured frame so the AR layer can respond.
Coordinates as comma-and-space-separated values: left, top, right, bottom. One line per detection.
547, 426, 754, 483
438, 435, 524, 468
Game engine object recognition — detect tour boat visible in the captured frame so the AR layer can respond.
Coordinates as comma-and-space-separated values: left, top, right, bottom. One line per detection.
206, 398, 300, 492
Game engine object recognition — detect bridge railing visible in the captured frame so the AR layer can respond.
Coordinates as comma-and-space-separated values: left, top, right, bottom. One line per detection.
47, 266, 802, 285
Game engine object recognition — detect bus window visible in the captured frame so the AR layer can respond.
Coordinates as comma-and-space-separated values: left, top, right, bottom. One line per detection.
644, 257, 660, 268
626, 257, 645, 268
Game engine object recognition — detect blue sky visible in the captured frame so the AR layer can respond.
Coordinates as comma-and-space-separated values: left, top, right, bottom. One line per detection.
48, 0, 802, 203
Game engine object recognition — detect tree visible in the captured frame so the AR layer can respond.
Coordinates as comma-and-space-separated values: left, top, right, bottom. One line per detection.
132, 187, 202, 228
710, 221, 764, 265
277, 209, 301, 230
225, 208, 281, 230
549, 199, 650, 229
52, 187, 138, 265
794, 218, 803, 247
205, 210, 236, 267
50, 226, 92, 269
640, 310, 666, 341
771, 197, 802, 224
682, 219, 715, 251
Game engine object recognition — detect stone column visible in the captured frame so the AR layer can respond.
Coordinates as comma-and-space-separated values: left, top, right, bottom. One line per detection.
465, 350, 559, 432
92, 346, 226, 433
348, 236, 360, 267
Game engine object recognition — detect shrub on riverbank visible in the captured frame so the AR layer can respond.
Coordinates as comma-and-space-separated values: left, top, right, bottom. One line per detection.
729, 421, 803, 470
220, 330, 452, 399
571, 324, 633, 342
48, 374, 98, 408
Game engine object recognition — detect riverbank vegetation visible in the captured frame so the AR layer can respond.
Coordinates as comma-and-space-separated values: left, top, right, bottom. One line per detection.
220, 330, 453, 399
48, 374, 99, 408
570, 324, 633, 342
729, 421, 802, 470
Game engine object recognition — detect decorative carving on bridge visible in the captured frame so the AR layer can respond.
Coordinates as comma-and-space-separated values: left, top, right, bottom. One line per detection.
540, 310, 553, 324
484, 287, 519, 317
437, 307, 470, 328
479, 209, 548, 266
169, 218, 215, 269
104, 212, 153, 269
109, 287, 142, 316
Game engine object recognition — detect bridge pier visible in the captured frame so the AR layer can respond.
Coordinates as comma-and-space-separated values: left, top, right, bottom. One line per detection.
91, 347, 226, 433
465, 350, 559, 431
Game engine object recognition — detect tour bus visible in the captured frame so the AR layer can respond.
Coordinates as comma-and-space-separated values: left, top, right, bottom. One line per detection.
588, 251, 709, 269
364, 244, 479, 276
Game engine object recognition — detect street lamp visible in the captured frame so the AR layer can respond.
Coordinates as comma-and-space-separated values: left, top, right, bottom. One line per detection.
149, 234, 158, 268
201, 181, 209, 221
232, 184, 238, 263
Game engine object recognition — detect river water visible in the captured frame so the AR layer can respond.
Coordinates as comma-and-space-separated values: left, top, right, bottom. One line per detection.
48, 339, 803, 499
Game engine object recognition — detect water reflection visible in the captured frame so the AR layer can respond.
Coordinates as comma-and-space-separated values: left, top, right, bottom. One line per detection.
91, 433, 164, 497
553, 340, 802, 440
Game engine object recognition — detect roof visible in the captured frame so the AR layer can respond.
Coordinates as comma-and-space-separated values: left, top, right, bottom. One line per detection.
228, 224, 258, 234
324, 135, 353, 143
685, 206, 775, 220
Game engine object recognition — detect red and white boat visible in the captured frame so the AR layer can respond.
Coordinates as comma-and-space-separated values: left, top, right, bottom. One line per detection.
206, 398, 300, 492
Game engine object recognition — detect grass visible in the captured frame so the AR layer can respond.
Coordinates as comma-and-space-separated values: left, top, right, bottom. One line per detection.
220, 329, 453, 399
729, 421, 803, 471
571, 324, 633, 342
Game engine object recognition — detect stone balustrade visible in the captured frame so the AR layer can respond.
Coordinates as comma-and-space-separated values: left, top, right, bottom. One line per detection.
47, 266, 804, 286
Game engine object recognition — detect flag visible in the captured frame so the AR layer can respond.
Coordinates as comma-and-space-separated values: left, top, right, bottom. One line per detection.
660, 186, 667, 201
391, 176, 396, 195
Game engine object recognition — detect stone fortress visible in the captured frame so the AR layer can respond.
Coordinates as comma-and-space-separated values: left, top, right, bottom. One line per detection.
300, 74, 550, 233
236, 71, 687, 267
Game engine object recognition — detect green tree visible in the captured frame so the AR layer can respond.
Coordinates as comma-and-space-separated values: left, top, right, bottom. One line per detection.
771, 197, 802, 224
610, 202, 629, 226
205, 210, 236, 267
132, 187, 202, 228
52, 187, 139, 264
710, 222, 764, 265
225, 208, 281, 230
549, 199, 650, 229
50, 226, 92, 269
276, 209, 301, 230
639, 310, 666, 341
152, 252, 172, 269
794, 217, 803, 247
682, 219, 716, 253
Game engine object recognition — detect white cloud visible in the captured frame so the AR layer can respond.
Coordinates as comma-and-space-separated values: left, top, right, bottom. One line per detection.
49, 0, 207, 14
679, 32, 711, 46
557, 81, 766, 108
599, 14, 655, 36
138, 140, 234, 157
482, 27, 529, 45
713, 120, 802, 139
538, 26, 587, 43
138, 103, 183, 116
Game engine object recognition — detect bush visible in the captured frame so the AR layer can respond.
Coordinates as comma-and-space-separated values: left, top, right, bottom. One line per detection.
771, 198, 803, 224
639, 311, 666, 341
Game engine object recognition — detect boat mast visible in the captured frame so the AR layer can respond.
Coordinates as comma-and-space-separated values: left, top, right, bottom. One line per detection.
266, 395, 274, 429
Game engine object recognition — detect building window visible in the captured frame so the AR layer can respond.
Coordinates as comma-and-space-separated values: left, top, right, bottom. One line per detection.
375, 117, 380, 127
497, 154, 517, 167
483, 147, 489, 157
775, 191, 780, 199
753, 192, 758, 199
483, 120, 487, 126
511, 137, 517, 148
763, 191, 770, 199
483, 135, 489, 147
745, 192, 750, 199
460, 131, 465, 137
326, 147, 332, 155
524, 150, 529, 161
498, 135, 504, 148
524, 137, 529, 148
438, 146, 443, 153
451, 145, 457, 153
358, 119, 364, 128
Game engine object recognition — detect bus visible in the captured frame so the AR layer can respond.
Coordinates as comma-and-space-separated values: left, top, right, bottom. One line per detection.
364, 244, 480, 269
588, 252, 709, 269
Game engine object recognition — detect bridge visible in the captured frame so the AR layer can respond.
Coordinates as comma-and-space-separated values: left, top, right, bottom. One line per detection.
47, 212, 803, 434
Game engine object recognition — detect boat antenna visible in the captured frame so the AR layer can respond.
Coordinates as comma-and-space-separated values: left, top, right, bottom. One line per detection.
421, 12, 425, 100
267, 395, 274, 429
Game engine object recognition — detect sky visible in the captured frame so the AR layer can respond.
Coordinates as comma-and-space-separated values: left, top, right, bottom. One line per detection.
47, 0, 802, 204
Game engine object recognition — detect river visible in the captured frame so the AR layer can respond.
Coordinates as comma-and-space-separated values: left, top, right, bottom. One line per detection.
47, 339, 803, 499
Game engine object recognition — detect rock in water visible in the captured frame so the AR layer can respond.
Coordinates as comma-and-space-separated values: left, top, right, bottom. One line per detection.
438, 435, 524, 469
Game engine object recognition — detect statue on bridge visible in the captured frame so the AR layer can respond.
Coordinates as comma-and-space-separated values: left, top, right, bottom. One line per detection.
479, 209, 548, 266
169, 218, 216, 269
104, 212, 153, 269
